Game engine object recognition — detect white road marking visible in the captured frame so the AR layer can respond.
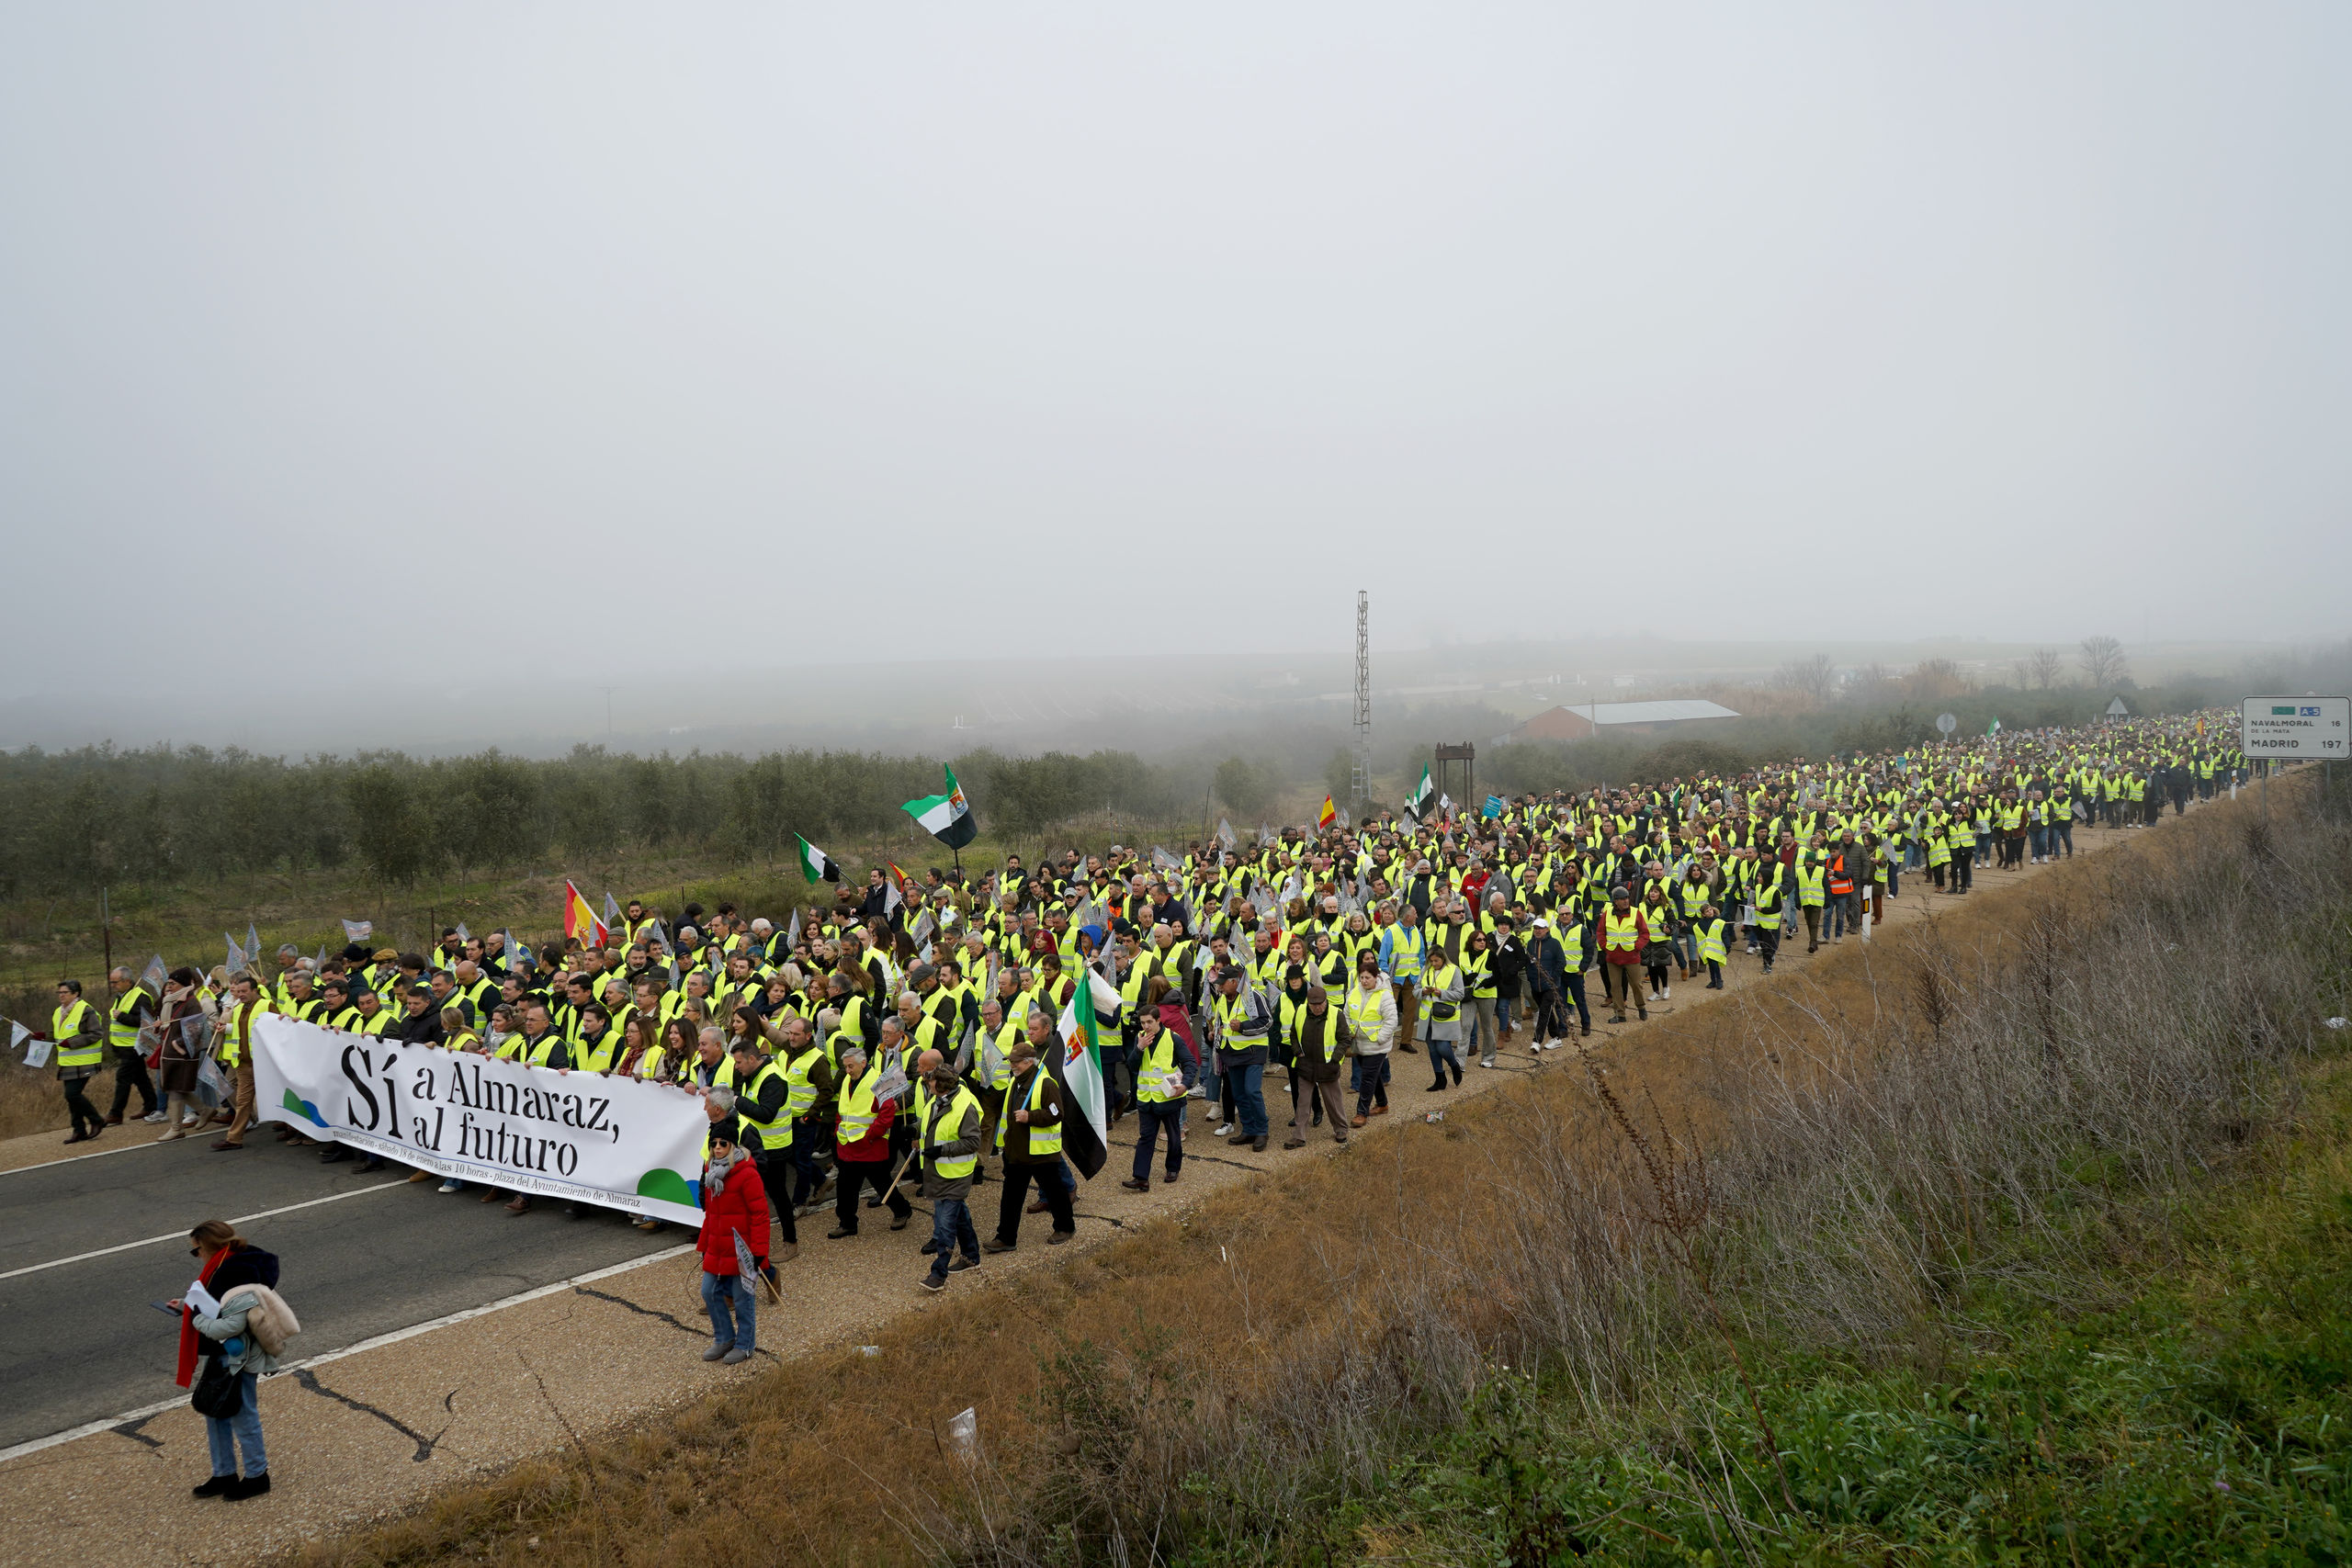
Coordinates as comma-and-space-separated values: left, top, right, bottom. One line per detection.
0, 1137, 170, 1179
0, 1243, 696, 1464
0, 1180, 407, 1281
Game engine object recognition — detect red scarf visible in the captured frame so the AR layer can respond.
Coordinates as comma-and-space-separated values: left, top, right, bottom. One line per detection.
175, 1247, 230, 1388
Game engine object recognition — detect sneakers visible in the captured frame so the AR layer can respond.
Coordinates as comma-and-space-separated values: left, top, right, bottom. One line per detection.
947, 1255, 980, 1272
437, 1179, 464, 1193
142, 1111, 167, 1124
921, 1274, 946, 1292
1214, 1123, 1236, 1137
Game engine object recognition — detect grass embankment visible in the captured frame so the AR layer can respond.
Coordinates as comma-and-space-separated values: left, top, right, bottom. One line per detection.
0, 820, 1191, 1138
294, 782, 2352, 1567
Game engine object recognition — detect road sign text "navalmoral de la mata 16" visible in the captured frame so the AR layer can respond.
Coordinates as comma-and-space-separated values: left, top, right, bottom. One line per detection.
2240, 696, 2348, 760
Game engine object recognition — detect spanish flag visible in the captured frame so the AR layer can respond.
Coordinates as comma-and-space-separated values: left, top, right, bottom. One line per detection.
563, 879, 609, 948
1317, 795, 1338, 829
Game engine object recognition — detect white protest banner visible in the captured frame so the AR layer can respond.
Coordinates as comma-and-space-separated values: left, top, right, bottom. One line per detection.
247, 1016, 709, 1224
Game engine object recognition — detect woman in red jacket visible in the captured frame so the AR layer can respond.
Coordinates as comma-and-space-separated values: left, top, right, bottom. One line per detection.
696, 1120, 767, 1366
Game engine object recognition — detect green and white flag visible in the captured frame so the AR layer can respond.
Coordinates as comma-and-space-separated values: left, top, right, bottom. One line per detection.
1405, 765, 1434, 821
1049, 967, 1119, 1180
903, 765, 978, 850
797, 834, 841, 885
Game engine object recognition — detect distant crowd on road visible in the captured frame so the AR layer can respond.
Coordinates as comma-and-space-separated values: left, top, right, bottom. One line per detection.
36, 712, 2243, 1361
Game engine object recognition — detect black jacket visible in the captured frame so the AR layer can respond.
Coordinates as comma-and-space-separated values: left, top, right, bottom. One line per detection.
212, 1244, 281, 1296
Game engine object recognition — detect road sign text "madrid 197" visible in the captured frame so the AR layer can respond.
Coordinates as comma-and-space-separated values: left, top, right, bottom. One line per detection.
2240, 696, 2349, 759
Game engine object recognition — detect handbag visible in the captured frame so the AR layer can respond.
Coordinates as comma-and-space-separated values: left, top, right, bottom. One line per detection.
191, 1352, 243, 1419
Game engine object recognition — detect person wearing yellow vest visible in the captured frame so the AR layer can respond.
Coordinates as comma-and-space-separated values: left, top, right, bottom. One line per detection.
1691, 902, 1730, 990
1792, 848, 1827, 954
104, 965, 164, 1125
1418, 950, 1465, 1093
983, 1023, 1075, 1251
1209, 964, 1274, 1151
1346, 953, 1397, 1127
722, 1036, 799, 1268
1120, 1009, 1197, 1190
51, 980, 108, 1145
916, 1059, 987, 1291
208, 973, 272, 1152
1599, 886, 1651, 1025
828, 1043, 911, 1237
1282, 983, 1355, 1148
761, 1012, 836, 1219
1378, 906, 1428, 1054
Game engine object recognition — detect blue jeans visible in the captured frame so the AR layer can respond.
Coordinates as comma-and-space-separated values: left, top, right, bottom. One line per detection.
1351, 1055, 1390, 1112
1424, 1034, 1462, 1080
926, 1195, 979, 1280
700, 1270, 755, 1352
1496, 996, 1516, 1034
1222, 1062, 1267, 1138
206, 1371, 266, 1477
2028, 826, 2049, 859
1133, 1100, 1184, 1179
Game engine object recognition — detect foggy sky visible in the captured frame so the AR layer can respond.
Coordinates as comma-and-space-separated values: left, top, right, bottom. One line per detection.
3, 3, 2346, 708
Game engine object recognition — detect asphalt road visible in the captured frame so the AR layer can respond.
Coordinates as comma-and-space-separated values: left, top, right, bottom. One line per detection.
0, 1130, 677, 1450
